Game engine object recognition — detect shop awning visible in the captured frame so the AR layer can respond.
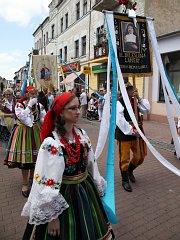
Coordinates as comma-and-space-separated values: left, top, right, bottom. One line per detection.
65, 71, 82, 84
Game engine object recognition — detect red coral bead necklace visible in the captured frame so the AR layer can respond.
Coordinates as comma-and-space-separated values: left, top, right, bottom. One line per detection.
60, 127, 81, 166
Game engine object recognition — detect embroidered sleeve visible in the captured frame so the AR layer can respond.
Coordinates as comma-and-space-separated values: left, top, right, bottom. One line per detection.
15, 102, 33, 127
81, 129, 107, 196
21, 137, 69, 225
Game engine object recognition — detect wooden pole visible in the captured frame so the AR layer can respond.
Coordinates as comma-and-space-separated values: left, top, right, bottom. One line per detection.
132, 76, 141, 160
60, 64, 66, 91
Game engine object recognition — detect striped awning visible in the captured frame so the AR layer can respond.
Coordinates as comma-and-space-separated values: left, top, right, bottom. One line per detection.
65, 71, 82, 84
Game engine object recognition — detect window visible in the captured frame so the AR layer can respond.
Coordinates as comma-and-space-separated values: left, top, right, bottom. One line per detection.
59, 49, 62, 58
64, 46, 67, 61
65, 13, 68, 29
75, 40, 79, 58
76, 2, 80, 20
43, 34, 46, 46
51, 24, 55, 39
35, 42, 38, 50
159, 51, 180, 101
97, 25, 106, 45
83, 0, 87, 15
39, 38, 42, 49
46, 32, 49, 44
61, 17, 63, 33
81, 36, 86, 56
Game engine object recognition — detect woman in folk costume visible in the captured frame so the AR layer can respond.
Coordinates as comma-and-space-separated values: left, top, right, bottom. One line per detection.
0, 88, 16, 147
22, 92, 115, 240
4, 86, 46, 198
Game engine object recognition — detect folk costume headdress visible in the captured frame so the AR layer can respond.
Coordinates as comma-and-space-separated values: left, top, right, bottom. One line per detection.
18, 86, 35, 103
41, 92, 75, 141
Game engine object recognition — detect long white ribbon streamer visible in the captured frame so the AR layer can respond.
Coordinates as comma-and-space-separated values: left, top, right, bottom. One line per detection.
147, 19, 180, 158
95, 53, 111, 160
105, 11, 180, 176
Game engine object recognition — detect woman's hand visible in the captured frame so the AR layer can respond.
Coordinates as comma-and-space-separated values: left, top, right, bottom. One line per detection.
48, 218, 60, 237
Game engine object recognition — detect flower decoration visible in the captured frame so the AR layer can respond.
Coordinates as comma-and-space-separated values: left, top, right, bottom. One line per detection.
42, 143, 63, 156
34, 173, 41, 183
46, 179, 55, 187
34, 173, 61, 189
118, 0, 137, 12
51, 146, 58, 155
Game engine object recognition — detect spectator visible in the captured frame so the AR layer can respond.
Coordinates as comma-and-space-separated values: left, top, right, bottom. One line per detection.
80, 88, 87, 117
47, 91, 54, 110
38, 86, 48, 112
97, 89, 104, 121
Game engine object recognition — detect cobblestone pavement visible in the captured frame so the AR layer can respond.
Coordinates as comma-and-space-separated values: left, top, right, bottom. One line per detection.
0, 119, 180, 240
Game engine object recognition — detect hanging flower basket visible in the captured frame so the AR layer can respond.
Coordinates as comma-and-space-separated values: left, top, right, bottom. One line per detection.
118, 0, 137, 13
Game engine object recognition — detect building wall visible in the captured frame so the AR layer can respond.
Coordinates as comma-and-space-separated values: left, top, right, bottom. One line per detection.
33, 0, 147, 92
145, 0, 180, 36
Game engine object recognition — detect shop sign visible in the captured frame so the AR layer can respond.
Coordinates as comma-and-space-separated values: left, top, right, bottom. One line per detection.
61, 62, 80, 73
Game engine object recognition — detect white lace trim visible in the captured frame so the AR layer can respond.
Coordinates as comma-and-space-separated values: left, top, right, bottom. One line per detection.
21, 195, 69, 225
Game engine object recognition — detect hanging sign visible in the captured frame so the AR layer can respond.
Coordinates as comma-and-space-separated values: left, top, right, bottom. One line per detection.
82, 66, 91, 74
114, 14, 152, 77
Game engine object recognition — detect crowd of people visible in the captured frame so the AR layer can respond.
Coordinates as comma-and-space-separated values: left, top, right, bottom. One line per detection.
0, 82, 155, 239
0, 85, 115, 239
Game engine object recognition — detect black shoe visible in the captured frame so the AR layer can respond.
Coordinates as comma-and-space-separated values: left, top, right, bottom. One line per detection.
22, 190, 29, 198
122, 181, 132, 192
128, 171, 136, 183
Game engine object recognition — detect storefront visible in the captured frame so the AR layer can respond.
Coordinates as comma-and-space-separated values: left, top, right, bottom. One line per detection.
59, 62, 85, 92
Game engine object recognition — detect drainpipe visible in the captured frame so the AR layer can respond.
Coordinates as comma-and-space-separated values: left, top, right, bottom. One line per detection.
88, 0, 92, 92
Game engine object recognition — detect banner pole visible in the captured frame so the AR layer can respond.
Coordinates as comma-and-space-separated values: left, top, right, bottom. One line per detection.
133, 76, 141, 160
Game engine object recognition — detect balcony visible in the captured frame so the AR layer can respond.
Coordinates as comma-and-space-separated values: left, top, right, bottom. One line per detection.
94, 44, 108, 59
93, 0, 119, 12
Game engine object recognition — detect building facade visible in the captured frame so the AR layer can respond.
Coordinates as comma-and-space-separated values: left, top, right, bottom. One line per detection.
144, 0, 180, 122
33, 0, 144, 92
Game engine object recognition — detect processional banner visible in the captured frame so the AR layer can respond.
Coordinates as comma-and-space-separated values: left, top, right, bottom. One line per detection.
32, 55, 58, 90
114, 14, 152, 76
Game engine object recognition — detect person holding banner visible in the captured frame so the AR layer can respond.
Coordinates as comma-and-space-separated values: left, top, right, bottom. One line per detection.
115, 82, 150, 192
22, 92, 115, 240
4, 86, 46, 198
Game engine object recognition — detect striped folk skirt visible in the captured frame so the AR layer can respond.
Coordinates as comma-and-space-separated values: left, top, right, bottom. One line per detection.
4, 122, 42, 169
23, 173, 115, 240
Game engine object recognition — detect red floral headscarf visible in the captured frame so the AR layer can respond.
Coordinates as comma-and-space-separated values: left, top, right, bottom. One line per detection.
18, 86, 35, 103
41, 92, 76, 141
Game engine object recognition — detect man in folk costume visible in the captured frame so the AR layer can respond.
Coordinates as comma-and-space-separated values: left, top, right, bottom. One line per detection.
115, 82, 150, 192
4, 86, 46, 197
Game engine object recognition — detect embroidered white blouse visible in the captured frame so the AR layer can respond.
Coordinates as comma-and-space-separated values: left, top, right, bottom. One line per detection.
21, 128, 107, 225
15, 101, 46, 127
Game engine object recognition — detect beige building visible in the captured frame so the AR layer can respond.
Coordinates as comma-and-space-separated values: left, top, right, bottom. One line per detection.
33, 0, 144, 92
144, 0, 180, 122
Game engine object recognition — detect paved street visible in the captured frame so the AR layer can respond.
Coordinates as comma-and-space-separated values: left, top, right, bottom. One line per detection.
0, 119, 180, 240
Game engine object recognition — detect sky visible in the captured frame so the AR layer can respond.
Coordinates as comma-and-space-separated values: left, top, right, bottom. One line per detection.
0, 0, 52, 80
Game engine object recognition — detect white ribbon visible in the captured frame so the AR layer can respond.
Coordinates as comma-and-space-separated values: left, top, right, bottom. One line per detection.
95, 53, 111, 160
105, 11, 180, 176
147, 19, 180, 158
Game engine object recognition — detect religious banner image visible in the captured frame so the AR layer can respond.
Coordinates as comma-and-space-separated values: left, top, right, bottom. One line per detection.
32, 55, 58, 89
114, 14, 152, 76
